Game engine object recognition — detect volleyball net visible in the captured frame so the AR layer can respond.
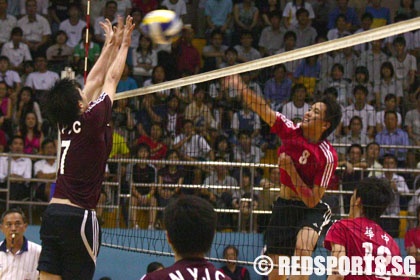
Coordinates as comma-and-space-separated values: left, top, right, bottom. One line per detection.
99, 18, 420, 267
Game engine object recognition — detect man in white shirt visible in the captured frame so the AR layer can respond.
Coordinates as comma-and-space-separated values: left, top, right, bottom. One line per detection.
0, 27, 32, 72
0, 0, 17, 49
19, 0, 48, 17
24, 56, 59, 101
58, 4, 86, 49
0, 208, 42, 280
33, 138, 56, 201
17, 0, 51, 57
0, 135, 32, 201
0, 55, 21, 91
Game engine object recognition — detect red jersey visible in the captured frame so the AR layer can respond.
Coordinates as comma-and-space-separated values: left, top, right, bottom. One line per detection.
404, 227, 420, 275
54, 93, 113, 209
325, 217, 404, 280
137, 135, 168, 160
141, 258, 232, 280
270, 112, 337, 193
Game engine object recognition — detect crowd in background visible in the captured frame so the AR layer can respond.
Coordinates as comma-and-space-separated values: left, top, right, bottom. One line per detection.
0, 0, 419, 233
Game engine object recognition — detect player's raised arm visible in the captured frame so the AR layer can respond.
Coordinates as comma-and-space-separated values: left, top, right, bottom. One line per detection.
223, 75, 277, 127
102, 16, 135, 103
84, 16, 123, 102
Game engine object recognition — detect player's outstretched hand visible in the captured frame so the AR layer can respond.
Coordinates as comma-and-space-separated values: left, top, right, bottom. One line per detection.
122, 15, 135, 47
114, 15, 124, 47
100, 19, 114, 46
222, 75, 245, 92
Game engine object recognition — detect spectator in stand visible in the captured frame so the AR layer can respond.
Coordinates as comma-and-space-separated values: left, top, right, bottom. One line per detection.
0, 0, 17, 50
341, 85, 376, 140
232, 0, 260, 47
336, 116, 370, 160
205, 0, 233, 46
365, 0, 391, 28
372, 61, 403, 111
137, 122, 168, 161
202, 157, 238, 229
213, 134, 233, 163
81, 0, 105, 25
1, 27, 32, 73
364, 141, 383, 178
281, 83, 310, 124
338, 143, 366, 213
17, 111, 44, 155
327, 0, 360, 33
24, 55, 60, 102
73, 26, 101, 65
404, 205, 420, 276
114, 0, 132, 17
234, 31, 261, 65
20, 60, 34, 86
232, 131, 263, 182
375, 110, 410, 167
405, 91, 420, 169
163, 95, 183, 144
46, 31, 73, 74
259, 0, 281, 27
184, 87, 217, 135
396, 0, 418, 19
376, 93, 402, 133
17, 0, 51, 57
263, 64, 292, 112
384, 14, 415, 56
0, 56, 21, 94
317, 63, 352, 108
282, 0, 314, 29
111, 97, 135, 144
33, 138, 56, 201
231, 99, 261, 146
311, 0, 334, 35
315, 35, 334, 81
58, 4, 86, 49
19, 0, 48, 17
48, 0, 72, 34
258, 11, 285, 57
219, 245, 251, 279
202, 29, 228, 72
132, 34, 157, 83
327, 13, 351, 41
94, 0, 118, 45
0, 81, 12, 135
293, 55, 321, 97
275, 30, 302, 78
13, 87, 42, 131
132, 0, 159, 16
333, 45, 357, 81
173, 120, 214, 185
353, 12, 373, 55
0, 135, 32, 201
129, 9, 143, 53
350, 66, 373, 104
116, 64, 138, 93
258, 167, 279, 232
172, 25, 201, 77
379, 153, 410, 238
161, 0, 187, 23
157, 149, 184, 210
127, 143, 157, 229
291, 8, 317, 49
388, 36, 417, 94
357, 38, 388, 85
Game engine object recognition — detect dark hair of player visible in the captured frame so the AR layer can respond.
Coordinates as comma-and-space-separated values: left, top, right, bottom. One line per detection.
316, 95, 342, 141
164, 195, 217, 257
355, 177, 394, 222
43, 78, 82, 128
146, 262, 164, 273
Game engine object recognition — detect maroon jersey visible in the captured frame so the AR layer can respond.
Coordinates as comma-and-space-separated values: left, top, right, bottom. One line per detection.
141, 258, 232, 280
325, 217, 404, 280
270, 112, 337, 193
54, 93, 113, 209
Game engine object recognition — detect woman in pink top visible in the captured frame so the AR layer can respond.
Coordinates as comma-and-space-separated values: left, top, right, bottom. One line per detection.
18, 111, 44, 154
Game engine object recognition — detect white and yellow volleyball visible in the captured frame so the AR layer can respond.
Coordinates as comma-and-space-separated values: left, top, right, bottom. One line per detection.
140, 9, 183, 45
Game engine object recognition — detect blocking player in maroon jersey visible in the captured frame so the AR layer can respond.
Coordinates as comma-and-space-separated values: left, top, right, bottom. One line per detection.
140, 195, 232, 280
404, 206, 420, 277
37, 16, 135, 280
223, 74, 342, 280
325, 177, 406, 280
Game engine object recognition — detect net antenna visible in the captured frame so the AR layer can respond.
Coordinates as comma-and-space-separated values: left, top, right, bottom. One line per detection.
84, 0, 91, 83
114, 17, 420, 101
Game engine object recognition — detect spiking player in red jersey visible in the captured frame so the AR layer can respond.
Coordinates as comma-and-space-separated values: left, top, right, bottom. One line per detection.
224, 75, 342, 280
37, 16, 135, 280
325, 177, 406, 280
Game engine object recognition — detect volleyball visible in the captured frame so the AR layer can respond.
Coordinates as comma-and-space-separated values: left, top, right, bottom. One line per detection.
140, 9, 183, 45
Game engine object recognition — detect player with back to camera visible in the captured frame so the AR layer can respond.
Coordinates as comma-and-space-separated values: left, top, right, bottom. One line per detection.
324, 177, 405, 280
140, 195, 232, 280
37, 16, 135, 280
224, 74, 342, 280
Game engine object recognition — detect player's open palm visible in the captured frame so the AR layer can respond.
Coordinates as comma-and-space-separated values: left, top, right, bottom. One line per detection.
222, 75, 243, 91
122, 16, 135, 47
100, 19, 114, 45
114, 15, 125, 46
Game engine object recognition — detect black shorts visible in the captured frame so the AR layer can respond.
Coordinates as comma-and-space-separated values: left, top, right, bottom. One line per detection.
38, 204, 101, 280
264, 197, 331, 256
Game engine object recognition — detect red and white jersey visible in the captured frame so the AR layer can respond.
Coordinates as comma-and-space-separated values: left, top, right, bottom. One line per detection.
270, 112, 337, 193
54, 93, 113, 209
404, 228, 420, 275
325, 217, 403, 280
